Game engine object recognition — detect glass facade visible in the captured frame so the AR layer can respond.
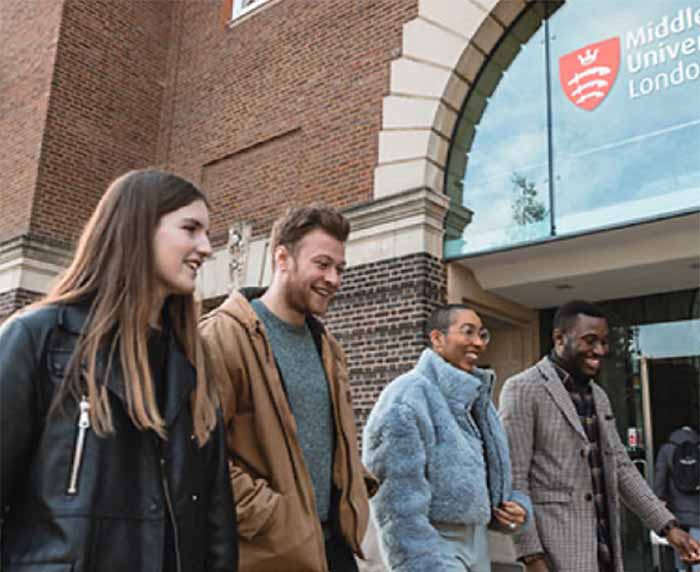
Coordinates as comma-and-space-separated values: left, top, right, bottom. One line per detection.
445, 0, 700, 258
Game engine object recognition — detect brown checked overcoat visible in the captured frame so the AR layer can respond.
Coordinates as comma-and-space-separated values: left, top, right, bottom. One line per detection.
499, 357, 674, 572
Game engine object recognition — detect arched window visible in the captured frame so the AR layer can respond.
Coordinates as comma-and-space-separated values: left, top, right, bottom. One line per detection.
445, 0, 700, 258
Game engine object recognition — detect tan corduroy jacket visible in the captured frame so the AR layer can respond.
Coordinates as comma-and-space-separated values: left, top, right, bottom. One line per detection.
199, 289, 376, 572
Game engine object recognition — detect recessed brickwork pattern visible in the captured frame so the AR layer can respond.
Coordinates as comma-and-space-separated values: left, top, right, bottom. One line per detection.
156, 0, 417, 247
2, 0, 419, 276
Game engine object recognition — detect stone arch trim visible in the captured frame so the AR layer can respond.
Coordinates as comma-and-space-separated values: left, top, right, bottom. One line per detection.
373, 0, 531, 202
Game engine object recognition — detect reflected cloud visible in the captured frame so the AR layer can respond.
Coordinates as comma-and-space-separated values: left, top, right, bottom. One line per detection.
447, 0, 700, 256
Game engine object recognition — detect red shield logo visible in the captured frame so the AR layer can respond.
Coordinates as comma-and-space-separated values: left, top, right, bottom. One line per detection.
559, 37, 620, 111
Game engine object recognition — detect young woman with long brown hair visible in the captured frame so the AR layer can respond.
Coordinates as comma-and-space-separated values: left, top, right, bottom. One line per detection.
0, 169, 238, 572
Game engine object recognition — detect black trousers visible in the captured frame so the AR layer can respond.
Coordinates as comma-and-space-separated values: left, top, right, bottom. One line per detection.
325, 535, 358, 572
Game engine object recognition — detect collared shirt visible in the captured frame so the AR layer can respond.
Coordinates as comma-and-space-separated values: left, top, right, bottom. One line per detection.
549, 353, 614, 572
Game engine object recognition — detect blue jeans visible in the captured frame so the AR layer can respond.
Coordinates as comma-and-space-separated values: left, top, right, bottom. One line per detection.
433, 522, 491, 572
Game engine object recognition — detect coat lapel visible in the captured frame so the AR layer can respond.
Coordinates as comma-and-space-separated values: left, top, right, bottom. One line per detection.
591, 383, 615, 454
537, 358, 588, 442
57, 303, 195, 427
102, 350, 127, 404
100, 334, 196, 427
58, 304, 129, 404
163, 335, 196, 427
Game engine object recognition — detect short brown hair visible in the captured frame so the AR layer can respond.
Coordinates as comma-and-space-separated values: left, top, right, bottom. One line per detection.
269, 204, 350, 263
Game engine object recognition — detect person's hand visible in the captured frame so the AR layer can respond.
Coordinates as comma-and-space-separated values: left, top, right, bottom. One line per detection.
525, 558, 549, 572
493, 500, 526, 532
667, 527, 700, 564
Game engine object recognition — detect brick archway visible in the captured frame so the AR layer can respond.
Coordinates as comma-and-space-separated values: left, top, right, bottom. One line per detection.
373, 0, 532, 201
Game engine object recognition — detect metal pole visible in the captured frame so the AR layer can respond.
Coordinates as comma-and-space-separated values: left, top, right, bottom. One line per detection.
640, 357, 661, 572
640, 357, 655, 486
544, 14, 557, 236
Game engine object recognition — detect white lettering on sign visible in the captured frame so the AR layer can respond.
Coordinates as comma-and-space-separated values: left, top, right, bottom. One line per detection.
624, 4, 700, 99
628, 60, 700, 99
625, 6, 700, 49
627, 35, 700, 73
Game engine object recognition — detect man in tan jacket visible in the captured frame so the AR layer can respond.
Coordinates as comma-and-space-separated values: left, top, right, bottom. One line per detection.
200, 205, 375, 572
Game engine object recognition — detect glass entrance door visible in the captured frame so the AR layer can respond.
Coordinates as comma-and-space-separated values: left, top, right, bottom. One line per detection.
601, 319, 700, 572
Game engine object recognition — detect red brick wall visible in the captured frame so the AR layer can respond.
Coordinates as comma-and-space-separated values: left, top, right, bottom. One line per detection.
3, 0, 419, 249
0, 0, 64, 243
201, 128, 304, 243
28, 0, 174, 246
158, 0, 418, 246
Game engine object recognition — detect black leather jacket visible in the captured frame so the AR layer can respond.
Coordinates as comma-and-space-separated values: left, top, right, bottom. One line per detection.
0, 303, 238, 572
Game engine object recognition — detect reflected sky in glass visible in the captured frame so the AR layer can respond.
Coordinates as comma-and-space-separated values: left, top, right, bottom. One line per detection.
452, 23, 550, 253
549, 0, 700, 233
447, 0, 700, 257
634, 319, 700, 359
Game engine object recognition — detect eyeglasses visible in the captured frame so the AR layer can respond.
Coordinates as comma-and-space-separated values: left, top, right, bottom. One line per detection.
455, 324, 490, 345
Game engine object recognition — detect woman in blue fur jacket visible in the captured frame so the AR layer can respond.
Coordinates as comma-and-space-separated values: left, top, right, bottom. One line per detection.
362, 304, 532, 572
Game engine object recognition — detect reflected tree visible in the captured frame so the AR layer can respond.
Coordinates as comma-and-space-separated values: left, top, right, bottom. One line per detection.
507, 172, 549, 242
511, 173, 547, 225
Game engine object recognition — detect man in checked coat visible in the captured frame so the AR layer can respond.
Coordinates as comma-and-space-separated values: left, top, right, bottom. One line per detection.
499, 300, 700, 572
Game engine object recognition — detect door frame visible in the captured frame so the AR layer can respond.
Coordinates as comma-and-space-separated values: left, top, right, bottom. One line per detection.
640, 356, 655, 487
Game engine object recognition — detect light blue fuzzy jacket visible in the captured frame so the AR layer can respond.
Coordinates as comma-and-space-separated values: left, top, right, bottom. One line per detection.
362, 349, 532, 572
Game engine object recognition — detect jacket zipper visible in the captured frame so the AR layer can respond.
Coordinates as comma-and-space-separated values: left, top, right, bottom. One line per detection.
159, 453, 183, 572
67, 395, 90, 495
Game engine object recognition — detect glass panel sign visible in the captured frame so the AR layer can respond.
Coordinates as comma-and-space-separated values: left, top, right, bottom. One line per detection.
549, 0, 700, 235
445, 0, 700, 258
